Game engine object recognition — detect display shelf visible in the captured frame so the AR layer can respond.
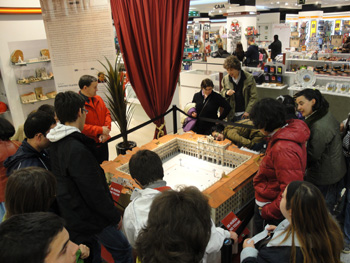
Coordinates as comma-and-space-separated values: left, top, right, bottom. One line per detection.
14, 59, 51, 66
17, 78, 54, 85
21, 97, 55, 105
256, 84, 288, 90
288, 86, 350, 98
285, 71, 350, 81
286, 58, 350, 63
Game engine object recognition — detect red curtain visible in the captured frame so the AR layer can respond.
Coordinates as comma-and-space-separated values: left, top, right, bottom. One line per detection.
111, 0, 190, 138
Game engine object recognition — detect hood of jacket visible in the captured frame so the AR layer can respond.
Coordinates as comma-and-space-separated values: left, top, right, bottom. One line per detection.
4, 139, 40, 168
46, 123, 81, 142
269, 119, 310, 146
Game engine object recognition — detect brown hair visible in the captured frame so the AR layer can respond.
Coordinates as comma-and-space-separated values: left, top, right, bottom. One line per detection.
282, 181, 343, 263
223, 55, 241, 70
136, 186, 212, 263
5, 167, 56, 218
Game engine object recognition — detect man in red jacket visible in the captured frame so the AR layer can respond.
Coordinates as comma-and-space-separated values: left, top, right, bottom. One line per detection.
250, 98, 310, 234
79, 75, 111, 163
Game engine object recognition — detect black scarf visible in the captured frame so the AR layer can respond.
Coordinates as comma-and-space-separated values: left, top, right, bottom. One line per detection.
304, 105, 328, 128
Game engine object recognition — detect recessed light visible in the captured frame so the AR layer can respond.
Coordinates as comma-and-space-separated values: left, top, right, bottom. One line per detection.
276, 1, 280, 4
285, 2, 288, 5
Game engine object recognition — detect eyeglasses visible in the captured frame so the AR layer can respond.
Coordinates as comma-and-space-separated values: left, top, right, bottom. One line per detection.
82, 108, 88, 114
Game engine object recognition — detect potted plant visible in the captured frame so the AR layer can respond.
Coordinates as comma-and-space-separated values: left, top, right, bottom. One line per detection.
100, 55, 136, 155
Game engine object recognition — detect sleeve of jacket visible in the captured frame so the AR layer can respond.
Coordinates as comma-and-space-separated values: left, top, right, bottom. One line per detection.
122, 204, 137, 248
218, 94, 232, 120
205, 220, 231, 254
220, 77, 231, 99
241, 247, 258, 263
82, 124, 103, 139
307, 124, 331, 163
104, 107, 112, 130
224, 126, 254, 148
68, 146, 120, 224
261, 146, 305, 220
244, 77, 258, 114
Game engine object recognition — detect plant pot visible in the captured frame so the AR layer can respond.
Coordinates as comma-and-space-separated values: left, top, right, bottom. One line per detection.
116, 141, 137, 155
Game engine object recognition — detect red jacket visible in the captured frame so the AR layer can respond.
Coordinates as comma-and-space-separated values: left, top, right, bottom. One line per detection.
81, 95, 112, 143
253, 119, 310, 220
0, 140, 21, 202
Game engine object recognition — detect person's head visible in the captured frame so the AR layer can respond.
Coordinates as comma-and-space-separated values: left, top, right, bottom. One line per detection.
274, 35, 278, 41
276, 95, 296, 119
54, 91, 86, 129
0, 212, 79, 263
5, 167, 56, 218
129, 149, 164, 187
248, 37, 255, 45
136, 186, 212, 263
223, 55, 241, 79
294, 88, 329, 117
38, 104, 58, 123
24, 111, 56, 151
0, 117, 15, 141
280, 181, 343, 263
200, 78, 214, 97
250, 98, 286, 135
78, 75, 98, 98
236, 42, 243, 52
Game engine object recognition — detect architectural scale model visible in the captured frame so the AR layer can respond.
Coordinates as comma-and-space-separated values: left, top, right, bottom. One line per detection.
102, 133, 260, 224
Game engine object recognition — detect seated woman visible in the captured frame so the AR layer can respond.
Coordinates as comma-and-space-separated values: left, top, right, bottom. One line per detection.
295, 89, 346, 212
241, 181, 343, 263
192, 78, 231, 135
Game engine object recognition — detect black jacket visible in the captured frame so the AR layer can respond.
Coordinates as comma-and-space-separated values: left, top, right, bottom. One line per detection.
192, 90, 231, 135
4, 139, 51, 176
49, 131, 120, 241
245, 45, 259, 67
268, 40, 282, 60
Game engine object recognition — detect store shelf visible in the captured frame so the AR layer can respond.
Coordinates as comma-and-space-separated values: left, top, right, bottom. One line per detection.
21, 97, 55, 105
285, 71, 350, 81
17, 78, 54, 85
288, 86, 350, 98
286, 58, 350, 63
13, 59, 51, 66
256, 84, 288, 90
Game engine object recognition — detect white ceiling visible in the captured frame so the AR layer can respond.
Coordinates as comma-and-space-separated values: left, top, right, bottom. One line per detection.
190, 0, 350, 15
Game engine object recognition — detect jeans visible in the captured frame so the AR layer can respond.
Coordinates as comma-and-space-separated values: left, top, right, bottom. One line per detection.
316, 179, 344, 215
95, 224, 133, 263
0, 202, 5, 222
344, 189, 350, 244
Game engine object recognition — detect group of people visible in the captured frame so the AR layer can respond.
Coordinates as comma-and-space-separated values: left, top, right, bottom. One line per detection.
0, 52, 348, 263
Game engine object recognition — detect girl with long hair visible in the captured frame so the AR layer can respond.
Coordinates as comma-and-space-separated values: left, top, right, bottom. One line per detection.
241, 181, 343, 263
233, 42, 245, 62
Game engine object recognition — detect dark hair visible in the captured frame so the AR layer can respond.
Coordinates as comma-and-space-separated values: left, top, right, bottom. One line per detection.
24, 111, 56, 139
136, 186, 212, 263
54, 91, 85, 124
78, 75, 97, 89
274, 35, 278, 41
276, 95, 296, 118
223, 55, 241, 70
281, 181, 343, 263
0, 212, 65, 263
200, 78, 214, 90
0, 118, 15, 140
211, 124, 225, 134
5, 167, 57, 218
294, 88, 329, 112
250, 98, 286, 133
37, 104, 55, 119
259, 48, 268, 56
129, 150, 164, 187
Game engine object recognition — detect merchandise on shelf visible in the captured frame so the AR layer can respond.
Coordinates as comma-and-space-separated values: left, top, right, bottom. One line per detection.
11, 50, 24, 63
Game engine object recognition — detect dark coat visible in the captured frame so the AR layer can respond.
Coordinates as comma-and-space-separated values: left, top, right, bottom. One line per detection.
268, 40, 282, 60
245, 45, 259, 67
49, 131, 120, 241
305, 107, 346, 186
253, 119, 310, 220
192, 91, 231, 135
4, 139, 51, 176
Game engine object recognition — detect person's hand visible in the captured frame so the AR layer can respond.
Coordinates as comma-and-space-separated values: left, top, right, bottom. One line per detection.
191, 112, 197, 118
226, 90, 235, 96
117, 217, 123, 230
242, 112, 250, 119
230, 231, 238, 243
78, 244, 90, 259
243, 238, 255, 249
216, 133, 224, 141
340, 122, 345, 132
99, 134, 108, 143
102, 126, 110, 135
266, 225, 277, 233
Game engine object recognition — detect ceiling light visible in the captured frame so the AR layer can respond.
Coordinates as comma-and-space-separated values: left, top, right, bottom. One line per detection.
276, 1, 280, 4
285, 2, 288, 5
219, 10, 222, 13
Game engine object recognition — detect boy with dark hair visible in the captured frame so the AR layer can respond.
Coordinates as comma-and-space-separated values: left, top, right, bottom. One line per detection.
47, 91, 132, 263
79, 74, 111, 163
123, 149, 237, 262
250, 98, 310, 233
0, 212, 80, 263
4, 111, 56, 176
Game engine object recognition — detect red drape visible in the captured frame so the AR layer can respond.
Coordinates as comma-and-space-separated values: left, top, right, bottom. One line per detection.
111, 0, 190, 138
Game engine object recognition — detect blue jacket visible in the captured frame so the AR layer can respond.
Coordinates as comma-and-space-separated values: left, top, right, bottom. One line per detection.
4, 139, 51, 176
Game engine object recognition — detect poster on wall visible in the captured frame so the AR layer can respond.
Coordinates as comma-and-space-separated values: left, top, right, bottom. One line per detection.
272, 24, 291, 50
39, 0, 116, 102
